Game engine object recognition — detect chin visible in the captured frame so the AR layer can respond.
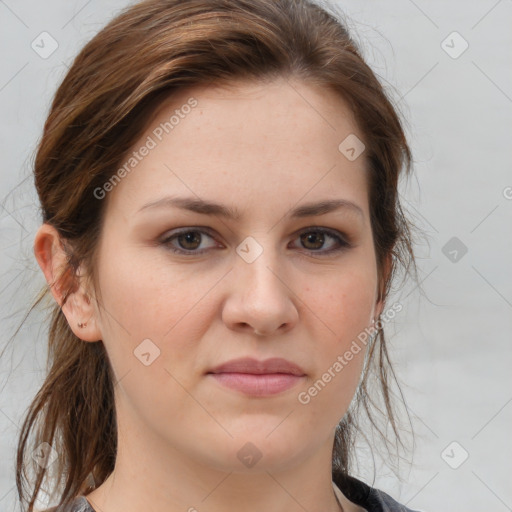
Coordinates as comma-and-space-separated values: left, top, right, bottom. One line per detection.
193, 429, 311, 474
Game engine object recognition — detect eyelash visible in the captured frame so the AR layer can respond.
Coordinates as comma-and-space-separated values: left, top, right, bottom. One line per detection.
160, 227, 351, 257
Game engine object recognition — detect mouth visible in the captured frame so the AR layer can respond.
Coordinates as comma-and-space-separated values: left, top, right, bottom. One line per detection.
207, 372, 304, 396
206, 357, 306, 397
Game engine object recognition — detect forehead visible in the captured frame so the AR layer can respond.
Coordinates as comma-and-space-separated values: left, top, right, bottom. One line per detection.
151, 77, 360, 139
104, 77, 369, 223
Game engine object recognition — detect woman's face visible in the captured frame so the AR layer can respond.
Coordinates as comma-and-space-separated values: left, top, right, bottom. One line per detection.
90, 77, 384, 473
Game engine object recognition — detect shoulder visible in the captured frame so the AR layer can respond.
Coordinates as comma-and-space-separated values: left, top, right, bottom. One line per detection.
333, 471, 422, 512
42, 496, 95, 512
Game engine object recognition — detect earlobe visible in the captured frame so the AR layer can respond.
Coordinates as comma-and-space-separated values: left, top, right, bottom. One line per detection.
63, 288, 103, 342
33, 224, 102, 342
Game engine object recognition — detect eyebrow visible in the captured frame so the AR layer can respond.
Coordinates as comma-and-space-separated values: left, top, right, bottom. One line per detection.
137, 196, 364, 220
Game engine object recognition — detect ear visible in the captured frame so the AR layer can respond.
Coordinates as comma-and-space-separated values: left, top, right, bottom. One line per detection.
373, 252, 393, 322
33, 223, 102, 342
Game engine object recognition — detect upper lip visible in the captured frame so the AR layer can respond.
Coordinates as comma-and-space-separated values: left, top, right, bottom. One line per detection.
207, 357, 306, 376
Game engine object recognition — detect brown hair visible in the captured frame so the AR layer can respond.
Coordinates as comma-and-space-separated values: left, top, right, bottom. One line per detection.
15, 0, 421, 510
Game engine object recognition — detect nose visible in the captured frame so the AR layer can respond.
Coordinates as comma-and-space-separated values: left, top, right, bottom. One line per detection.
221, 243, 299, 337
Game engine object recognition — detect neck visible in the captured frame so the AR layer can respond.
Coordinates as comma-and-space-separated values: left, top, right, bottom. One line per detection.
85, 412, 344, 512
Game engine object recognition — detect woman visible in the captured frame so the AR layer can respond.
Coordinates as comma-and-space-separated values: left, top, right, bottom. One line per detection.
17, 0, 421, 511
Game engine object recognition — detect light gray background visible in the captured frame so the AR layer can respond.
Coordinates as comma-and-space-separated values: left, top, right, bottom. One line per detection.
1, 1, 511, 511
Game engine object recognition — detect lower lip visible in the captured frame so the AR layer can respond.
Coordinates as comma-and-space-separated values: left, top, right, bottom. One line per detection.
208, 372, 304, 396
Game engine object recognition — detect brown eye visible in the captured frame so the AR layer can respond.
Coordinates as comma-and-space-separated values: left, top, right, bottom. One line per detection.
300, 231, 325, 250
293, 228, 351, 256
161, 228, 219, 255
176, 231, 202, 250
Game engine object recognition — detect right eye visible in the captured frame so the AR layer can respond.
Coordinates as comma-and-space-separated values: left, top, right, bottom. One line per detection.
160, 228, 221, 255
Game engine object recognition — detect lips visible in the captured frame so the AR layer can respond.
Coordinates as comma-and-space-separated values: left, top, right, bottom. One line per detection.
207, 357, 306, 376
206, 357, 306, 396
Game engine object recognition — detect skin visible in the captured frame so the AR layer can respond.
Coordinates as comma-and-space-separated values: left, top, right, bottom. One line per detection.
35, 77, 389, 512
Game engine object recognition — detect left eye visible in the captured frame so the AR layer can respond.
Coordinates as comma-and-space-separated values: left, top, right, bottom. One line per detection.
160, 227, 350, 256
291, 228, 350, 255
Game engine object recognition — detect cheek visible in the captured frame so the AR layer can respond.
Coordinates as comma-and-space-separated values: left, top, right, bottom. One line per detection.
93, 244, 224, 384
303, 263, 377, 347
95, 243, 212, 338
93, 250, 211, 425
293, 264, 376, 417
